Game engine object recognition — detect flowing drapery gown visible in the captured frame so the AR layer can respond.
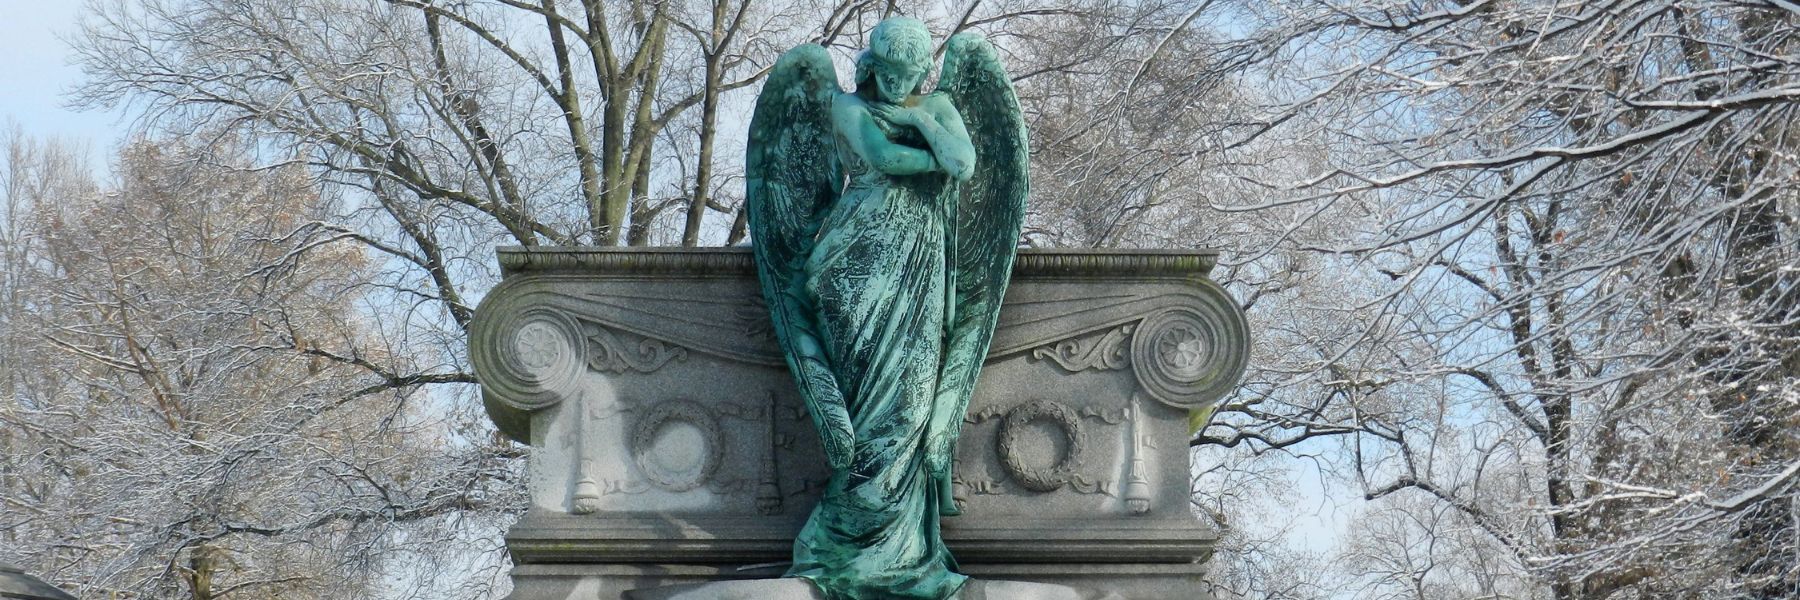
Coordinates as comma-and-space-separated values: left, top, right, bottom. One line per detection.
784, 118, 967, 600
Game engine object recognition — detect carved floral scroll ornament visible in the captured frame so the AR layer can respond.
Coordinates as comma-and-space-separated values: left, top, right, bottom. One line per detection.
1025, 299, 1245, 411
1029, 324, 1133, 372
586, 325, 688, 374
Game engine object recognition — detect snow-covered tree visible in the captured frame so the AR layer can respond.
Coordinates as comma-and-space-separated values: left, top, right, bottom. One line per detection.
0, 133, 521, 599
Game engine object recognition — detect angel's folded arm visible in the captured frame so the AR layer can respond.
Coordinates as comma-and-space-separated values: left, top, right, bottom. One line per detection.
833, 96, 937, 176
916, 96, 975, 182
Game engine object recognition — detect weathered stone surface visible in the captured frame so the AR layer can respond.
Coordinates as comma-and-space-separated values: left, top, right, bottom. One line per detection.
620, 578, 1127, 600
470, 247, 1249, 600
621, 578, 825, 600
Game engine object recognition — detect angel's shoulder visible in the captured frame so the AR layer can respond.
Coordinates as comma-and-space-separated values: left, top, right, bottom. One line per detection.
831, 91, 867, 109
831, 92, 872, 118
921, 92, 963, 118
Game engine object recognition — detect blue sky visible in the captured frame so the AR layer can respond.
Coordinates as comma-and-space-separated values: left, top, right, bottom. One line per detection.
1, 1, 126, 162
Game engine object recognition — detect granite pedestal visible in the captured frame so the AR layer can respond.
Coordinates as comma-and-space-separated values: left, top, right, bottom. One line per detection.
470, 248, 1248, 599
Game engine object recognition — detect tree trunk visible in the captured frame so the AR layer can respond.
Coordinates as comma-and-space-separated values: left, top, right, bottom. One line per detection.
622, 11, 668, 245
541, 0, 608, 244
188, 544, 216, 600
683, 0, 728, 246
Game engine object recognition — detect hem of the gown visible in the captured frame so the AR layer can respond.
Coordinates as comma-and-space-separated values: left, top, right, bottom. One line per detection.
782, 573, 833, 600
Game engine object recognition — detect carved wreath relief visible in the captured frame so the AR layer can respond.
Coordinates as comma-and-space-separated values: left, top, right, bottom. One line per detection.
630, 400, 725, 492
995, 400, 1086, 492
568, 389, 788, 515
973, 398, 1124, 500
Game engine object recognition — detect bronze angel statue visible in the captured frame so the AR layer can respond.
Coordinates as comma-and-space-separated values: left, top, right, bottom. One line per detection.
745, 16, 1029, 600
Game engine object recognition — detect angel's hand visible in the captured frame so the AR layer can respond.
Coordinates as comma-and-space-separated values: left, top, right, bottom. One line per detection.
924, 432, 953, 478
869, 103, 938, 129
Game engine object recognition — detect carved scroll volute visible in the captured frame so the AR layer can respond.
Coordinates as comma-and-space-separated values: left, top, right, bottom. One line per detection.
1129, 280, 1250, 409
471, 305, 590, 420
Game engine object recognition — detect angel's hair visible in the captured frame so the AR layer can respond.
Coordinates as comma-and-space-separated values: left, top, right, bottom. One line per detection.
855, 17, 933, 94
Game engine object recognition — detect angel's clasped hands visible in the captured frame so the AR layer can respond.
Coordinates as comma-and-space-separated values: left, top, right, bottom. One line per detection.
870, 102, 938, 130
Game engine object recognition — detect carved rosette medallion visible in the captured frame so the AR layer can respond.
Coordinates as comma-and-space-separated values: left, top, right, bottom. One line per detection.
1153, 323, 1207, 379
1131, 304, 1247, 408
516, 321, 565, 369
996, 400, 1086, 492
630, 400, 725, 492
473, 308, 588, 411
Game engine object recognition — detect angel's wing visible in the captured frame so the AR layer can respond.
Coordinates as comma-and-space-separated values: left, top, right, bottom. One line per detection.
745, 45, 855, 469
926, 33, 1030, 487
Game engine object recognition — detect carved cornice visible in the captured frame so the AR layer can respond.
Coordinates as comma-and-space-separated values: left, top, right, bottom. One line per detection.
473, 247, 1247, 442
499, 247, 757, 277
1011, 248, 1219, 279
497, 246, 1219, 279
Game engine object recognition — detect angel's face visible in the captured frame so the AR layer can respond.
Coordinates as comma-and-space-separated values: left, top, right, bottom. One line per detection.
873, 58, 925, 105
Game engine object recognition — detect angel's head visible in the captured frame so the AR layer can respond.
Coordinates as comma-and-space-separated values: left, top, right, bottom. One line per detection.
856, 17, 933, 105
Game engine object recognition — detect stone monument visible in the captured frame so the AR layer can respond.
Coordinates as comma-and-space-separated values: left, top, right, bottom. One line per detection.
469, 16, 1247, 600
469, 246, 1248, 599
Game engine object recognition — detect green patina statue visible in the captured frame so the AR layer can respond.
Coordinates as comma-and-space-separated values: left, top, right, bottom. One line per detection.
745, 16, 1029, 600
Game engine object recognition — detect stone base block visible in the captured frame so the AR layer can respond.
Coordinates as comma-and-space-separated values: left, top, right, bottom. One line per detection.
619, 578, 822, 600
620, 578, 1126, 600
958, 563, 1211, 600
505, 563, 1210, 600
